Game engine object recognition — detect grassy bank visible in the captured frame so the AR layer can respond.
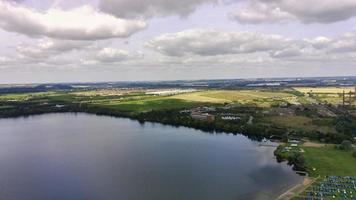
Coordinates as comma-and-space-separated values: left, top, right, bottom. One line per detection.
303, 146, 356, 177
275, 144, 356, 177
275, 144, 356, 199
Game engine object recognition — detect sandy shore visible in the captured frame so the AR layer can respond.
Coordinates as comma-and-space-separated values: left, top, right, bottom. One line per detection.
276, 177, 316, 200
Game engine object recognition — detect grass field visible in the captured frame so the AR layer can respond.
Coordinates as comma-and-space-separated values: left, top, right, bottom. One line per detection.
0, 92, 56, 101
170, 90, 294, 106
0, 105, 14, 109
170, 91, 230, 103
265, 116, 334, 133
202, 90, 292, 100
303, 146, 356, 177
99, 98, 206, 113
294, 87, 355, 94
71, 89, 146, 97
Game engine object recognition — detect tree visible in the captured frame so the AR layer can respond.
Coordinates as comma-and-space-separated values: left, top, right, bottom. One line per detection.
291, 153, 306, 171
340, 140, 352, 151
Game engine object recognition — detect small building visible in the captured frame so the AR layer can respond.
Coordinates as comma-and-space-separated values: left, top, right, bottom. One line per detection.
55, 104, 66, 108
221, 116, 241, 121
282, 147, 292, 152
247, 116, 254, 125
191, 112, 215, 122
180, 109, 191, 114
192, 106, 216, 112
202, 106, 216, 112
220, 114, 241, 121
288, 139, 301, 144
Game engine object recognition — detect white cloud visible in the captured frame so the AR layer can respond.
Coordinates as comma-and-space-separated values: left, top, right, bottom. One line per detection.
0, 56, 13, 65
99, 0, 217, 19
328, 33, 356, 53
229, 1, 294, 24
146, 28, 356, 67
0, 0, 147, 40
230, 0, 356, 24
17, 39, 94, 58
305, 31, 356, 54
1, 28, 356, 73
305, 37, 332, 49
9, 39, 143, 67
95, 47, 143, 63
146, 29, 292, 56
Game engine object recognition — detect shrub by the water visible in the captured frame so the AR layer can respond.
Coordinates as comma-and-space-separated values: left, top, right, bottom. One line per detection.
339, 140, 352, 151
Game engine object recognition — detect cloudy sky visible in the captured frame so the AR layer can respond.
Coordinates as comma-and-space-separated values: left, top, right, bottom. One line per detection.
0, 0, 356, 83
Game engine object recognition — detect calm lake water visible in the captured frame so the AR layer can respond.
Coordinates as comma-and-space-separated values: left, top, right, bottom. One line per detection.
0, 113, 302, 200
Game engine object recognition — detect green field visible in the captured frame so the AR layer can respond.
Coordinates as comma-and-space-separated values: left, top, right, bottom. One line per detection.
294, 87, 355, 94
303, 146, 356, 177
0, 92, 56, 101
265, 116, 335, 133
96, 98, 208, 113
171, 90, 294, 107
170, 91, 229, 103
202, 90, 292, 100
0, 105, 15, 109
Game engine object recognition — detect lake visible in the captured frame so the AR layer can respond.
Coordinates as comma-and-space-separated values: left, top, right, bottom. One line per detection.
0, 113, 302, 200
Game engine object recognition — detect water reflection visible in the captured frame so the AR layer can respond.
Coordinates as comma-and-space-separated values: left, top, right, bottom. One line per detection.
0, 113, 302, 200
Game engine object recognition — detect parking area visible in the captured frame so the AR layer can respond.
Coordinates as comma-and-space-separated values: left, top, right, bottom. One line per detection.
297, 176, 356, 200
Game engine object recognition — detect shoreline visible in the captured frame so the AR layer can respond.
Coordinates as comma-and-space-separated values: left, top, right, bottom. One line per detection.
276, 176, 316, 200
1, 112, 309, 199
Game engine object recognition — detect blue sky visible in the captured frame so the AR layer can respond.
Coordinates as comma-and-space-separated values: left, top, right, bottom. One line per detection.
0, 0, 355, 83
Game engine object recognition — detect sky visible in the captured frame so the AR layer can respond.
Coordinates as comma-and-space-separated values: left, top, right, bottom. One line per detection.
0, 0, 355, 83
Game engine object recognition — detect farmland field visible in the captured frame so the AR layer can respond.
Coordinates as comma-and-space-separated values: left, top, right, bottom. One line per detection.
98, 98, 206, 113
0, 92, 56, 101
171, 90, 294, 106
170, 91, 229, 103
202, 90, 292, 101
294, 87, 355, 94
71, 89, 145, 97
265, 116, 334, 133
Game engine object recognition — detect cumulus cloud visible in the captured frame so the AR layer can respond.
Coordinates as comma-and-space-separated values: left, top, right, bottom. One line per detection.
271, 31, 356, 61
306, 32, 356, 54
95, 47, 143, 63
99, 0, 217, 19
146, 28, 356, 67
4, 0, 24, 2
17, 39, 94, 58
0, 56, 13, 65
327, 33, 356, 53
10, 38, 143, 66
0, 0, 147, 40
146, 29, 292, 56
229, 0, 294, 24
230, 0, 356, 24
2, 27, 356, 71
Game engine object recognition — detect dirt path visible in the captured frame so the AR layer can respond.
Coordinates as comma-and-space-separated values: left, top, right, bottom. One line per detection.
302, 141, 329, 147
303, 141, 356, 148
